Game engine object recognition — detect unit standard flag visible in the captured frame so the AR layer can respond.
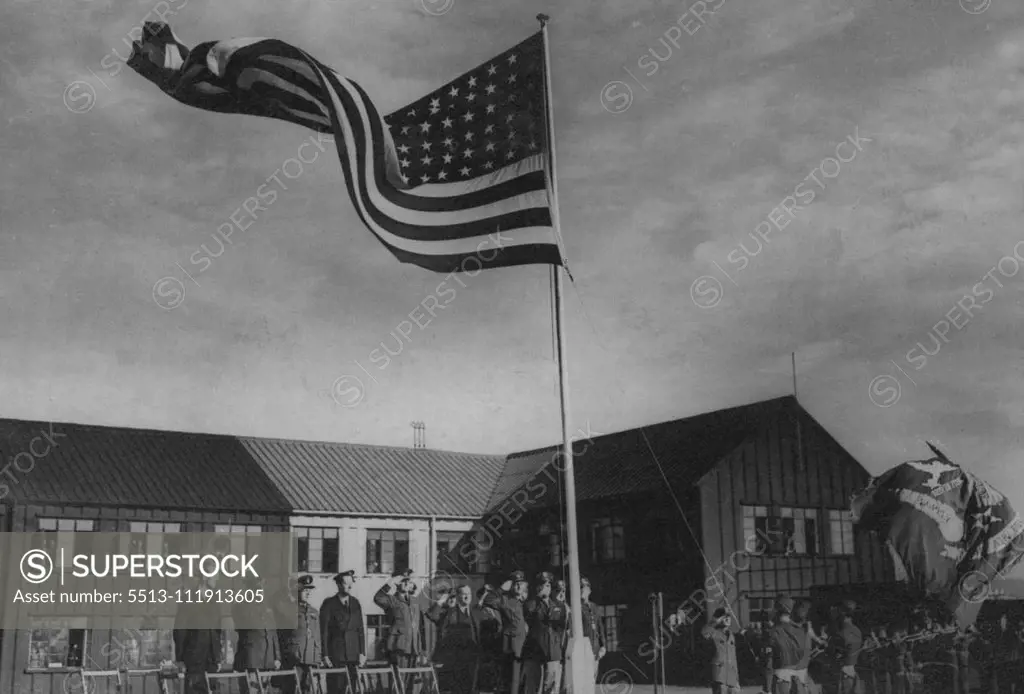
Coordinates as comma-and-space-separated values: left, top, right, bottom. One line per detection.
851, 444, 1024, 626
127, 22, 563, 273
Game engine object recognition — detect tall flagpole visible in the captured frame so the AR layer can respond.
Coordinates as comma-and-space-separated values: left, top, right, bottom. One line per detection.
537, 13, 590, 693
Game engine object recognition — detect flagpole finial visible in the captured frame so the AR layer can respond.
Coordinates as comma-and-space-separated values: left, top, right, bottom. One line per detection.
537, 13, 550, 27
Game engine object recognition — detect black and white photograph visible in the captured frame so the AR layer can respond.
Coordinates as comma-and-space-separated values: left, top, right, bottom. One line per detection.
3, 0, 1024, 693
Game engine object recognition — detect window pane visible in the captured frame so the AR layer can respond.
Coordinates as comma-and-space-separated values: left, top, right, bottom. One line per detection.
324, 537, 340, 573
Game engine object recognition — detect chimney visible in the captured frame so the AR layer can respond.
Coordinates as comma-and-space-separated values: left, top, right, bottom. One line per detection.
411, 421, 426, 449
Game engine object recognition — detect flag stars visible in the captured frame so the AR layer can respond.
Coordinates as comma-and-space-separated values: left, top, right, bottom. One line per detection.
462, 111, 475, 123
442, 117, 453, 129
437, 170, 448, 180
484, 124, 495, 134
448, 86, 460, 98
487, 64, 497, 75
459, 166, 471, 176
485, 141, 496, 152
442, 153, 453, 164
419, 121, 432, 133
528, 139, 539, 151
508, 54, 517, 65
466, 93, 477, 102
401, 125, 411, 135
483, 161, 494, 170
398, 144, 410, 154
505, 150, 516, 160
421, 155, 433, 166
407, 108, 416, 117
429, 97, 441, 114
420, 174, 431, 183
463, 148, 474, 158
420, 141, 432, 151
443, 136, 455, 149
400, 174, 409, 184
400, 158, 411, 168
468, 76, 477, 88
485, 104, 496, 115
464, 131, 475, 142
507, 74, 517, 84
485, 84, 496, 95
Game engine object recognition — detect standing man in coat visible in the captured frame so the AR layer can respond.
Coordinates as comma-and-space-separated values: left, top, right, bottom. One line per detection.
233, 575, 282, 694
829, 601, 863, 694
484, 570, 530, 694
278, 575, 324, 694
522, 572, 569, 694
374, 569, 425, 670
579, 577, 607, 683
174, 576, 224, 694
426, 585, 499, 694
701, 608, 741, 694
321, 570, 366, 694
768, 596, 810, 694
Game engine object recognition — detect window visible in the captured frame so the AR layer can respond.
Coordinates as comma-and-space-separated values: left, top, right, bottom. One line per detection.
36, 518, 95, 568
101, 625, 175, 669
27, 619, 88, 668
596, 604, 628, 652
366, 615, 391, 661
366, 530, 409, 575
295, 527, 340, 574
213, 524, 261, 558
742, 506, 818, 556
436, 531, 466, 572
127, 522, 182, 556
590, 514, 626, 564
828, 510, 855, 555
747, 597, 775, 626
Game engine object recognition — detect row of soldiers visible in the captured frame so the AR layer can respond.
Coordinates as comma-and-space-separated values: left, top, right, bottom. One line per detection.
698, 596, 1024, 694
172, 568, 606, 694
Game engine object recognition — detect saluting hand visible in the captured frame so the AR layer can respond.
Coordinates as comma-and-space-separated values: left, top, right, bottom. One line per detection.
274, 660, 281, 670
359, 654, 367, 667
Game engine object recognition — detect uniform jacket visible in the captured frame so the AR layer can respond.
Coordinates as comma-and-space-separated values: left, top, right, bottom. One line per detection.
701, 624, 740, 687
482, 591, 528, 657
523, 597, 569, 663
373, 586, 424, 656
425, 603, 497, 665
173, 597, 222, 672
581, 601, 607, 658
768, 621, 809, 670
233, 603, 282, 670
278, 599, 323, 665
831, 623, 863, 668
320, 594, 365, 664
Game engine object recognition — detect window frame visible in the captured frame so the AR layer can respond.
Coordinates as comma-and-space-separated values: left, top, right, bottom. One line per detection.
741, 505, 820, 557
589, 513, 626, 565
365, 529, 410, 575
26, 618, 89, 669
827, 509, 856, 556
294, 526, 341, 574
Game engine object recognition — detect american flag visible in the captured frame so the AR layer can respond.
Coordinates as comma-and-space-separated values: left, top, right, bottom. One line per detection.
127, 22, 563, 273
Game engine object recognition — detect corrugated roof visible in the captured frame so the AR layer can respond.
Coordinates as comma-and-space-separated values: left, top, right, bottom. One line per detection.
239, 439, 507, 517
0, 419, 291, 512
488, 395, 800, 511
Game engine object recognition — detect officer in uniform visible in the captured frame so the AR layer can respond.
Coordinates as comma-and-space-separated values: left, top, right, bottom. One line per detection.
522, 571, 569, 694
483, 570, 530, 694
374, 569, 425, 670
830, 601, 862, 694
579, 577, 606, 682
279, 575, 323, 694
701, 607, 741, 694
320, 570, 366, 694
767, 596, 809, 694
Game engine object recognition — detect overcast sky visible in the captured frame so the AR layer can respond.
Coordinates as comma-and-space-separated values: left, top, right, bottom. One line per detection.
2, 0, 1024, 523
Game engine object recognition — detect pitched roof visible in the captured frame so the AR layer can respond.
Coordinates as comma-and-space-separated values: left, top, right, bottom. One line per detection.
239, 438, 507, 517
0, 419, 291, 513
488, 395, 801, 511
0, 420, 506, 517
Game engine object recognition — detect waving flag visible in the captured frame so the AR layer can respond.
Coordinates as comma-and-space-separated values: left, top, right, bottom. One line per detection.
127, 22, 563, 273
851, 443, 1024, 626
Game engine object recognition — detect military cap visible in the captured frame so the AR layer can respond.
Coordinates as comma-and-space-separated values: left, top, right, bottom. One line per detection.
775, 596, 795, 615
392, 568, 414, 579
333, 570, 356, 583
297, 575, 315, 590
510, 570, 527, 583
535, 571, 554, 584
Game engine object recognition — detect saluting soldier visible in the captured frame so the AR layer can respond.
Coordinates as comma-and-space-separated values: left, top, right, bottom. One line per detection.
767, 596, 809, 694
279, 575, 324, 694
701, 607, 741, 694
522, 571, 569, 694
483, 570, 530, 694
374, 569, 425, 670
320, 570, 366, 694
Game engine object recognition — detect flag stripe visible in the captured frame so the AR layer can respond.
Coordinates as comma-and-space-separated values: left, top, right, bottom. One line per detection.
127, 23, 562, 271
